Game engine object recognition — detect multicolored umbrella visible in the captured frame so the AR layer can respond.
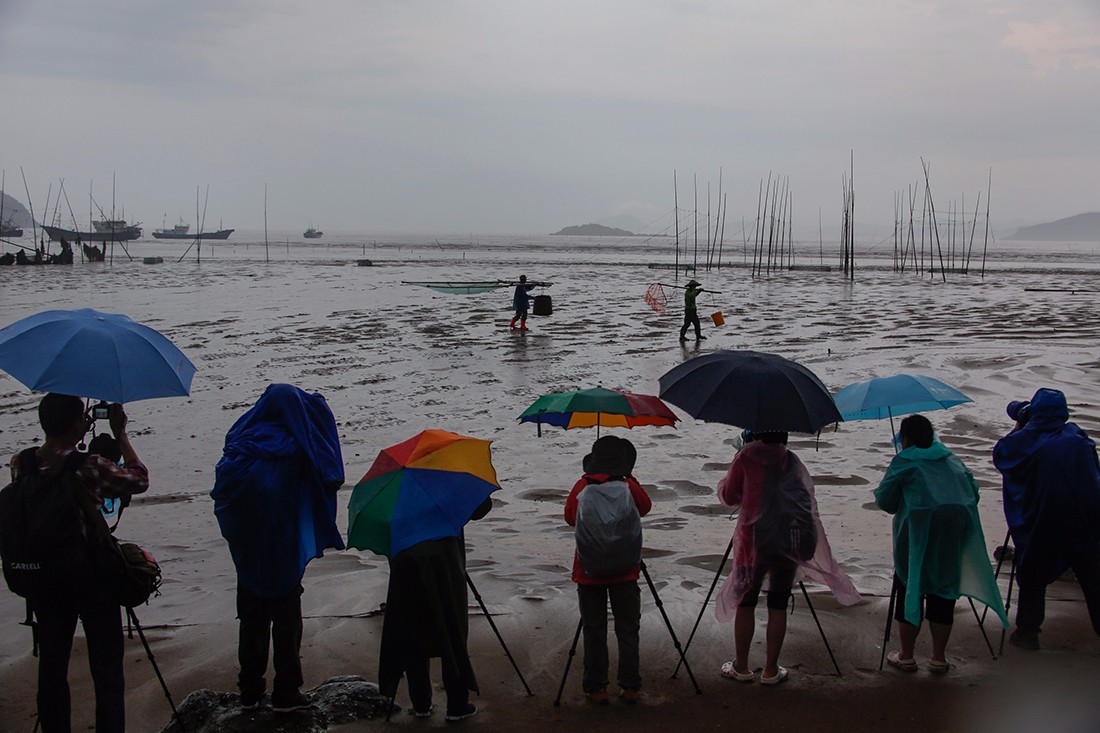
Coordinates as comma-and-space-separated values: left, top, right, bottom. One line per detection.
347, 430, 501, 557
518, 386, 678, 436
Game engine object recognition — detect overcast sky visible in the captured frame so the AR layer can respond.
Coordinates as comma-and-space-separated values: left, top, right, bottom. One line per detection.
1, 1, 1097, 236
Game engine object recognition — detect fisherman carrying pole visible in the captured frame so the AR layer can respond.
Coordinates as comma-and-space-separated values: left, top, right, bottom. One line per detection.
678, 279, 707, 342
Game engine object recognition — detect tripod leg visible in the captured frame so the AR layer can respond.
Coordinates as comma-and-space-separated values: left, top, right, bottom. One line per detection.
1000, 557, 1018, 657
640, 562, 702, 694
553, 619, 584, 707
967, 598, 997, 660
673, 539, 731, 679
466, 573, 533, 696
981, 529, 1013, 627
798, 582, 842, 677
126, 607, 187, 733
879, 576, 898, 671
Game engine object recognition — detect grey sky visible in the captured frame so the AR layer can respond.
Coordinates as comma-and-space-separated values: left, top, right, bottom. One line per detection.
2, 0, 1097, 235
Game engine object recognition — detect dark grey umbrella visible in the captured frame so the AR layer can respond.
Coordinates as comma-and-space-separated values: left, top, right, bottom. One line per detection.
658, 350, 841, 433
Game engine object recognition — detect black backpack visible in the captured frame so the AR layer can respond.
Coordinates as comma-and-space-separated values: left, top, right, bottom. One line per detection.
753, 464, 818, 562
0, 448, 97, 599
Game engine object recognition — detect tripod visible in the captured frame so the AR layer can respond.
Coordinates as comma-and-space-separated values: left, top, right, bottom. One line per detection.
674, 539, 843, 678
384, 572, 533, 721
127, 606, 187, 732
553, 561, 702, 706
877, 575, 1000, 670
979, 530, 1017, 656
466, 572, 534, 696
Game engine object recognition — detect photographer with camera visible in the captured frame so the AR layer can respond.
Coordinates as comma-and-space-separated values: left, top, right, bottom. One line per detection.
5, 393, 148, 733
993, 388, 1100, 650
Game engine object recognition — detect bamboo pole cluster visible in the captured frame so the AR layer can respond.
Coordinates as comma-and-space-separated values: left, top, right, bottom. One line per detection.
891, 161, 992, 280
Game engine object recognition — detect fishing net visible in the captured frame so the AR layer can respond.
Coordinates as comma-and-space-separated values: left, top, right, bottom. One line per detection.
644, 283, 667, 314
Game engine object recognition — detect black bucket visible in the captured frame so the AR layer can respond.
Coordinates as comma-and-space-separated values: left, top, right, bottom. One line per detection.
532, 294, 553, 316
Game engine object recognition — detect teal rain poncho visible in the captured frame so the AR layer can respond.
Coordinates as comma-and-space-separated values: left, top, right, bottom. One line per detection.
874, 441, 1008, 627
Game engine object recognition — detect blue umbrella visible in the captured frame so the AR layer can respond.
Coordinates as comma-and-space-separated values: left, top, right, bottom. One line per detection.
0, 308, 196, 403
833, 373, 972, 448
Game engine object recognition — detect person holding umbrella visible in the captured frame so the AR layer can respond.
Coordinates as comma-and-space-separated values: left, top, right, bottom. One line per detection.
874, 414, 1007, 672
678, 279, 707, 342
211, 383, 346, 713
7, 393, 148, 733
715, 430, 859, 685
378, 497, 492, 721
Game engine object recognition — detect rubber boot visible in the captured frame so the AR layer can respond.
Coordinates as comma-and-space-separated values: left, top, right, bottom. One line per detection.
520, 319, 529, 331
509, 318, 517, 330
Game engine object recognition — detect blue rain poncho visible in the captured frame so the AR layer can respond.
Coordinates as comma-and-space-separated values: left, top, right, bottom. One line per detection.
874, 440, 1008, 627
992, 388, 1100, 587
211, 383, 346, 599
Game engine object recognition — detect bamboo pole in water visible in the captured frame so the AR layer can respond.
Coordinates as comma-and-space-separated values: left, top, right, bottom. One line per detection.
921, 158, 947, 282
981, 169, 992, 279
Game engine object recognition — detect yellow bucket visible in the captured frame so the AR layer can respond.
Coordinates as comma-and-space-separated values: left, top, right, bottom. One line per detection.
711, 311, 726, 327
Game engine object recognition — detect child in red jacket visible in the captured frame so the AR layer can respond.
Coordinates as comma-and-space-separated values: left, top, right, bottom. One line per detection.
564, 436, 652, 705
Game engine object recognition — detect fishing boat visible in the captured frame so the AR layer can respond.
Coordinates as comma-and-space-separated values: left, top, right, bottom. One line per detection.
303, 226, 323, 239
90, 217, 143, 239
151, 220, 234, 240
42, 223, 142, 242
0, 220, 23, 237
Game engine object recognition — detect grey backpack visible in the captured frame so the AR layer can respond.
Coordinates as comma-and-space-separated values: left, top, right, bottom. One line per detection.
575, 479, 642, 577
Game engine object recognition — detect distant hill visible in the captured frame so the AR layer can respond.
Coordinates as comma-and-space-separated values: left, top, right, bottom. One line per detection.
1, 192, 33, 228
1007, 212, 1100, 242
551, 223, 636, 237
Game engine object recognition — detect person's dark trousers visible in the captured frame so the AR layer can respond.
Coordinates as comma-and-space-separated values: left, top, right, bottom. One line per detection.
405, 657, 469, 714
680, 310, 702, 339
1016, 550, 1100, 635
32, 584, 125, 733
236, 585, 304, 702
577, 581, 642, 693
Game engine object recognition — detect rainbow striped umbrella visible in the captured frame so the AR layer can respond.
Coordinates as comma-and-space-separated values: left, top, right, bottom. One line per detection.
518, 387, 678, 436
347, 430, 500, 557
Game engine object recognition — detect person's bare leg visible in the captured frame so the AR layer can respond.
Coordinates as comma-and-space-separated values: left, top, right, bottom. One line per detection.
733, 606, 755, 674
928, 621, 952, 663
763, 608, 787, 677
896, 620, 919, 660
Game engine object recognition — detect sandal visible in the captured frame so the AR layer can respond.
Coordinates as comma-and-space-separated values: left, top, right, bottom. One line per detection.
887, 651, 918, 672
759, 667, 789, 686
720, 661, 755, 682
927, 658, 951, 674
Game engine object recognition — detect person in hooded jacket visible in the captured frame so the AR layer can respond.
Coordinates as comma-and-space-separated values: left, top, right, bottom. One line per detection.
992, 387, 1100, 650
716, 431, 860, 685
874, 414, 1007, 673
564, 435, 651, 705
211, 384, 346, 713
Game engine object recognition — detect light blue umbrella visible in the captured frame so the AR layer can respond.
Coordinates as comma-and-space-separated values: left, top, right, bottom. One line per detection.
0, 308, 196, 403
833, 373, 972, 448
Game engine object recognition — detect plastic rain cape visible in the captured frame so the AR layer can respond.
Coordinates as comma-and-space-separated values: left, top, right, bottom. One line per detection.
875, 441, 1008, 628
715, 441, 861, 622
211, 383, 345, 599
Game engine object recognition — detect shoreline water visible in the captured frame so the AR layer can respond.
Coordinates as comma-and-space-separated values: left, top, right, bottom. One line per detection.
1, 237, 1098, 731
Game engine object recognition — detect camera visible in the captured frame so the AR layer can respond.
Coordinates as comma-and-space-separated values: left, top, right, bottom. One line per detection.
92, 401, 111, 420
1006, 400, 1030, 426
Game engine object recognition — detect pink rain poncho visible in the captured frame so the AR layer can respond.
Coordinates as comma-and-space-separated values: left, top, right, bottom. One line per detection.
715, 441, 862, 622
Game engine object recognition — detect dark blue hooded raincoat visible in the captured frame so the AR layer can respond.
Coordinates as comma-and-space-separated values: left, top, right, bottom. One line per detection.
212, 383, 346, 599
992, 388, 1100, 587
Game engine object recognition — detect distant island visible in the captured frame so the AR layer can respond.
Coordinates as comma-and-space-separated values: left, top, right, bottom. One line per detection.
551, 223, 636, 237
1008, 212, 1100, 242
